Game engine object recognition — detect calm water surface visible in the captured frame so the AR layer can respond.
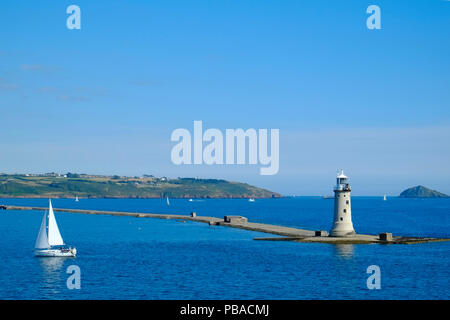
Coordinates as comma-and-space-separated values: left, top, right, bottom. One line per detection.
0, 197, 448, 299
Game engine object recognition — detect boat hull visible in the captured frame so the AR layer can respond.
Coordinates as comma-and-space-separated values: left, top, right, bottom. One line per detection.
34, 248, 76, 257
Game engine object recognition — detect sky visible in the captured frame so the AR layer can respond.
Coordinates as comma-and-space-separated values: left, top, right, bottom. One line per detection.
0, 0, 449, 196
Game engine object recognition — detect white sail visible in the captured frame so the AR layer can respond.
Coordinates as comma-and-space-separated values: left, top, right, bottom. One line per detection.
35, 211, 50, 249
166, 196, 170, 206
47, 200, 64, 246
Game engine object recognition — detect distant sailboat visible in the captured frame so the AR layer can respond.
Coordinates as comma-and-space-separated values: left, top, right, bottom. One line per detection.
383, 194, 387, 201
75, 196, 79, 202
34, 199, 76, 257
249, 198, 255, 202
166, 196, 170, 206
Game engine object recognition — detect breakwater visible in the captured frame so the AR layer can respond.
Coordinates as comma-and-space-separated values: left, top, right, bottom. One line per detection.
2, 205, 448, 244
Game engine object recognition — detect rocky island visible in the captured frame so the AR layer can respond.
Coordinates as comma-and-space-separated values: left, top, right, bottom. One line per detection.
399, 185, 449, 198
0, 173, 281, 199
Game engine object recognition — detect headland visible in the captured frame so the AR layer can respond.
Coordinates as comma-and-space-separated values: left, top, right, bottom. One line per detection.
0, 173, 280, 199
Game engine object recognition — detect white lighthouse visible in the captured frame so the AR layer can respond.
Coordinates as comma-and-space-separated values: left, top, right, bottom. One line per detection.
330, 170, 356, 237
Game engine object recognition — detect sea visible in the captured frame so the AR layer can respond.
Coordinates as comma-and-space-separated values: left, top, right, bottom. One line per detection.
0, 197, 448, 300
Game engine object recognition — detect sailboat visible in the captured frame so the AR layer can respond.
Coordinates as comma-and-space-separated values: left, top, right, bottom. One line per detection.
248, 198, 255, 202
383, 194, 387, 201
34, 199, 76, 257
166, 196, 170, 206
75, 196, 79, 202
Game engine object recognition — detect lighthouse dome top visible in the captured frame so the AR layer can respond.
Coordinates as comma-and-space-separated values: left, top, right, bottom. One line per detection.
337, 170, 347, 179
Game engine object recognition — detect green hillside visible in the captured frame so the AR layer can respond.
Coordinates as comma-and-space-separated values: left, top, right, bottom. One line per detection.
0, 174, 281, 199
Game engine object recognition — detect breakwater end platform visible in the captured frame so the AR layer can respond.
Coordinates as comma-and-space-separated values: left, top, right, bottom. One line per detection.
2, 205, 449, 245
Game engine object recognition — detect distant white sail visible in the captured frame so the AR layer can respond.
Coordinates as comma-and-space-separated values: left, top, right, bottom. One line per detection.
47, 200, 64, 246
166, 196, 170, 206
383, 194, 387, 201
35, 211, 50, 249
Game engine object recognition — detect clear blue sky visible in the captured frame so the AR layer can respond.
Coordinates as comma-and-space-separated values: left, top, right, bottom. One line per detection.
1, 0, 449, 195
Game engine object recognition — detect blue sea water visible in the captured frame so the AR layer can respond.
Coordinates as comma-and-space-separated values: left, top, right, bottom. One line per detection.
0, 197, 448, 300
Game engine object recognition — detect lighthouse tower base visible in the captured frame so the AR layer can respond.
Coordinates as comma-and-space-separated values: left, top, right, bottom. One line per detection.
329, 225, 356, 237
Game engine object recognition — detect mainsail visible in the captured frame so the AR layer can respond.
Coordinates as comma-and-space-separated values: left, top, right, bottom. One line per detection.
47, 200, 64, 246
35, 211, 50, 249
